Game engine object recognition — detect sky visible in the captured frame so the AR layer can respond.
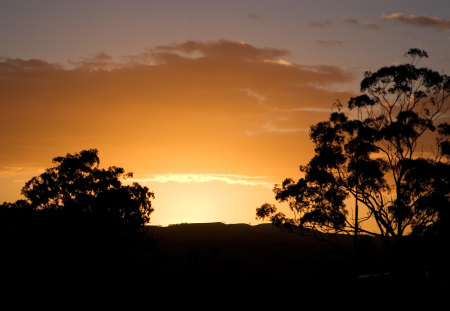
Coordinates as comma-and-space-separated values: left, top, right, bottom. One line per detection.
1, 0, 449, 226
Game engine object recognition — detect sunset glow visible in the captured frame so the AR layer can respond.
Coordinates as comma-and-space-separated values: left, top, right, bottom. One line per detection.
1, 0, 449, 226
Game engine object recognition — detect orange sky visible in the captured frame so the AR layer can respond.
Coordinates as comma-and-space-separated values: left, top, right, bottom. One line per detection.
0, 40, 355, 225
1, 1, 449, 226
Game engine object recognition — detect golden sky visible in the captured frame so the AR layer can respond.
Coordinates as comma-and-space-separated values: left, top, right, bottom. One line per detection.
0, 41, 355, 225
1, 1, 449, 225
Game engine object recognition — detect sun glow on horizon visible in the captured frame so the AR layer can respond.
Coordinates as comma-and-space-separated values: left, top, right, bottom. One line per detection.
126, 173, 278, 226
135, 178, 278, 227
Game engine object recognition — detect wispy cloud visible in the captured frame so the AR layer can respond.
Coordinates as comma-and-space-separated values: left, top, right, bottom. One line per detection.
382, 13, 450, 31
263, 59, 292, 66
0, 166, 44, 183
343, 18, 380, 30
248, 12, 263, 20
309, 20, 333, 29
151, 40, 289, 62
245, 119, 308, 136
316, 40, 345, 47
0, 58, 60, 74
68, 52, 119, 71
129, 173, 274, 188
270, 106, 334, 113
239, 88, 266, 105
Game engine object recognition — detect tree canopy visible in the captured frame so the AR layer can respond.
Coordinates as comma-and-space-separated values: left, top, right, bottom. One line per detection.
257, 49, 449, 245
0, 149, 156, 290
1, 149, 155, 239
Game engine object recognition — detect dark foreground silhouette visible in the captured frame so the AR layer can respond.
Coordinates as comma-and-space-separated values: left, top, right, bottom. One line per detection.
1, 222, 447, 306
0, 150, 446, 304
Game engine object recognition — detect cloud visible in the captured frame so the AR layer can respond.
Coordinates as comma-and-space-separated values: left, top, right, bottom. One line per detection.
0, 40, 353, 175
271, 107, 336, 113
263, 59, 292, 66
0, 166, 44, 183
248, 13, 263, 20
240, 89, 266, 105
244, 120, 308, 136
0, 58, 60, 75
382, 12, 450, 31
309, 20, 333, 29
343, 18, 380, 30
69, 52, 117, 70
151, 40, 289, 62
129, 173, 274, 188
316, 40, 345, 47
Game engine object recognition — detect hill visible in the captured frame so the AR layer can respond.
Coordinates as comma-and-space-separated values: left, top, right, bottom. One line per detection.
139, 223, 445, 304
2, 222, 444, 304
142, 223, 377, 287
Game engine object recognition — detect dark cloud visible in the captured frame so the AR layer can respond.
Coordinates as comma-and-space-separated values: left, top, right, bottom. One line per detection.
382, 13, 450, 31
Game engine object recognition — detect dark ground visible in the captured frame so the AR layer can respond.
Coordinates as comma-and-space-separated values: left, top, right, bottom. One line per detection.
1, 222, 447, 306
143, 223, 447, 302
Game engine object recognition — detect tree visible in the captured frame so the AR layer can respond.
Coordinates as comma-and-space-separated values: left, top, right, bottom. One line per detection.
1, 149, 156, 286
257, 49, 449, 248
3, 149, 155, 238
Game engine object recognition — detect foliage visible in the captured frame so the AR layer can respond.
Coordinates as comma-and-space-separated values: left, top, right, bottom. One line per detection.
1, 149, 155, 239
0, 149, 156, 287
257, 49, 449, 244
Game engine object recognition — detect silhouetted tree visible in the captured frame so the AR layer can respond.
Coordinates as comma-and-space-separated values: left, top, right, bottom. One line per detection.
2, 149, 154, 241
1, 149, 156, 285
257, 49, 449, 248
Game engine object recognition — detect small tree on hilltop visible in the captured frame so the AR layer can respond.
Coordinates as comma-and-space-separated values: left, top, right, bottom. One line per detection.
257, 49, 449, 249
